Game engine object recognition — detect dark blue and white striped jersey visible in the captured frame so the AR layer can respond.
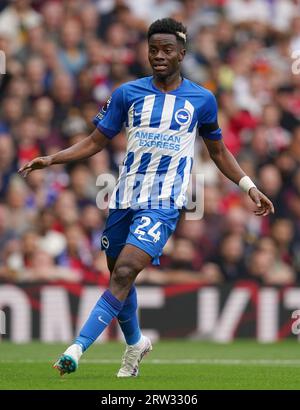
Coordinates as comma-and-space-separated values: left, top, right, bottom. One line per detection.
93, 76, 222, 209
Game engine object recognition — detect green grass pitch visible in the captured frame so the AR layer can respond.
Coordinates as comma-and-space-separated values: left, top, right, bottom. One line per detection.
0, 340, 299, 390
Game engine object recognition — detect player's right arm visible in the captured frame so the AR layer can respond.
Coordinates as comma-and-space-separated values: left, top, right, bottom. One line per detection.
18, 128, 109, 177
19, 85, 127, 178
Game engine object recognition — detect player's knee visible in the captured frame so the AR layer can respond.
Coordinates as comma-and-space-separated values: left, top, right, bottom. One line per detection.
111, 264, 136, 289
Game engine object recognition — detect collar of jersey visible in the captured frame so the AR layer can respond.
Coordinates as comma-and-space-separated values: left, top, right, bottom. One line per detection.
150, 76, 186, 94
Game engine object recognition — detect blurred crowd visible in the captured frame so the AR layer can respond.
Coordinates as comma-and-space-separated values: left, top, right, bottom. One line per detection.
1, 0, 300, 285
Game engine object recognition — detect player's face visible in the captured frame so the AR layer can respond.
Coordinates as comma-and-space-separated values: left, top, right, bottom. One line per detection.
148, 33, 185, 79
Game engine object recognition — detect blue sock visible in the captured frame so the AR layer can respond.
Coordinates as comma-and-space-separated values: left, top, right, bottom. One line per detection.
117, 286, 141, 345
75, 290, 124, 352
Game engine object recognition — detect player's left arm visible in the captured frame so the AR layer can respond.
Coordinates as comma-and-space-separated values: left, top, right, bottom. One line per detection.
203, 138, 274, 216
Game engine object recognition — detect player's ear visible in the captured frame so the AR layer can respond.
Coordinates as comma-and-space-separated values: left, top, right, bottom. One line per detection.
178, 46, 186, 62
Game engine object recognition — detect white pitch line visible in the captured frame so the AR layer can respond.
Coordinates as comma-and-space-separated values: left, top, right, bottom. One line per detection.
1, 359, 300, 366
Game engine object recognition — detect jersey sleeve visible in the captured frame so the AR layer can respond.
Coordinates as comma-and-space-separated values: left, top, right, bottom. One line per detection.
198, 91, 222, 141
93, 86, 126, 139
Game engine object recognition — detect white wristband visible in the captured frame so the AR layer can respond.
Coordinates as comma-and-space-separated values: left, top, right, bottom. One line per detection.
239, 176, 256, 193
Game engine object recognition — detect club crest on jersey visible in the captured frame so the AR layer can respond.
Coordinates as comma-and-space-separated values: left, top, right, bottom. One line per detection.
174, 108, 192, 126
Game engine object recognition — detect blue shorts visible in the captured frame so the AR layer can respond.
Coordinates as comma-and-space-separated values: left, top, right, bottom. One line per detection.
100, 208, 180, 265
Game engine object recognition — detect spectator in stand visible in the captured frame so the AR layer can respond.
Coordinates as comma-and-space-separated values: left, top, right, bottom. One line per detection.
36, 208, 66, 259
16, 24, 45, 64
1, 97, 24, 133
261, 104, 291, 154
0, 134, 18, 197
270, 218, 296, 266
79, 3, 100, 41
0, 204, 17, 265
257, 164, 285, 217
22, 248, 81, 282
201, 233, 247, 282
81, 204, 105, 251
247, 236, 295, 285
32, 97, 62, 149
69, 164, 96, 207
288, 127, 300, 164
5, 177, 33, 235
168, 238, 200, 271
40, 1, 64, 43
51, 71, 76, 126
0, 0, 42, 53
56, 223, 93, 281
58, 18, 87, 77
16, 115, 42, 167
276, 85, 300, 134
25, 56, 47, 99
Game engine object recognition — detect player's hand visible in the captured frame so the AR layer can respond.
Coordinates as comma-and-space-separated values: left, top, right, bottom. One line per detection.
248, 187, 275, 216
18, 156, 53, 178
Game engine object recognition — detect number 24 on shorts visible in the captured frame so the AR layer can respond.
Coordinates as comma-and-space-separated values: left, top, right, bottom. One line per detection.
134, 217, 162, 243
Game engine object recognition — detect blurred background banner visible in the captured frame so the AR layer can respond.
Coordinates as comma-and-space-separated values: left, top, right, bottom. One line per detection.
0, 281, 299, 342
1, 0, 300, 344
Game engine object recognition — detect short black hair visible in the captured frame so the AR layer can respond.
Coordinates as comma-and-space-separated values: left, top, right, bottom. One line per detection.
147, 18, 187, 45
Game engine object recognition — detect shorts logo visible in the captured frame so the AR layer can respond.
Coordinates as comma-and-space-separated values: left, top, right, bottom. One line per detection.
174, 108, 191, 126
101, 236, 110, 249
